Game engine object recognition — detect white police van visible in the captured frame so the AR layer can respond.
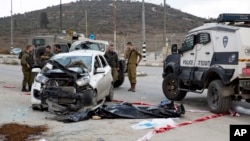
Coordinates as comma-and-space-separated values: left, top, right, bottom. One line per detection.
162, 13, 250, 113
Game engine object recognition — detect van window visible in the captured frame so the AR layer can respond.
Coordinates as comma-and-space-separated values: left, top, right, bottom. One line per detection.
32, 39, 45, 46
198, 33, 211, 44
182, 35, 195, 51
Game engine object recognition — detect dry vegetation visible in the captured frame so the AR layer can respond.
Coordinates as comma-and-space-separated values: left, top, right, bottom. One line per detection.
0, 0, 205, 52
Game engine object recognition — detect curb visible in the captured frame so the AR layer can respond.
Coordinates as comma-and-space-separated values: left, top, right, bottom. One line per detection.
139, 61, 163, 67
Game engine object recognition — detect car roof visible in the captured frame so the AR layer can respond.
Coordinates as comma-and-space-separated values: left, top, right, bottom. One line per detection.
73, 39, 109, 45
54, 50, 104, 57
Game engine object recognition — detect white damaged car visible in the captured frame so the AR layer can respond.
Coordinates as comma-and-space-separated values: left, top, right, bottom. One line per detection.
31, 50, 114, 114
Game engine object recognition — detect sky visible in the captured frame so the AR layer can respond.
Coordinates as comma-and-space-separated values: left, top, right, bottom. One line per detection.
0, 0, 249, 18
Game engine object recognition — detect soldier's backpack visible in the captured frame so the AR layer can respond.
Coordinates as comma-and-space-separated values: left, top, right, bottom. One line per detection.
18, 51, 23, 59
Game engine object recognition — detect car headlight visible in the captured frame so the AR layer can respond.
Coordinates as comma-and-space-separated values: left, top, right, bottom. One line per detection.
76, 75, 90, 87
35, 74, 49, 84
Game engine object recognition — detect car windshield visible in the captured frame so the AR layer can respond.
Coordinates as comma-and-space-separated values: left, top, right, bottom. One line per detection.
70, 41, 105, 52
50, 55, 92, 71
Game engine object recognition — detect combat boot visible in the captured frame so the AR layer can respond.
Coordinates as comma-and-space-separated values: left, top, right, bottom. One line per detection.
28, 85, 32, 92
128, 83, 132, 91
131, 83, 136, 92
21, 86, 28, 92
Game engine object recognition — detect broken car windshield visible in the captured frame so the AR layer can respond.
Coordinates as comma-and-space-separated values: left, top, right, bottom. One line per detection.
45, 56, 92, 71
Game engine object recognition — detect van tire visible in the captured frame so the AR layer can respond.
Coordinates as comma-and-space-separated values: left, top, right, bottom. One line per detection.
162, 73, 187, 101
207, 80, 232, 114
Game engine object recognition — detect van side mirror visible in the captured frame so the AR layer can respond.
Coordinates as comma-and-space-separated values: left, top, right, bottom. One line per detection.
171, 44, 178, 54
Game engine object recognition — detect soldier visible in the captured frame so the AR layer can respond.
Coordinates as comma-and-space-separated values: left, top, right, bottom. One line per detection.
40, 45, 53, 67
21, 45, 34, 92
125, 42, 142, 92
104, 43, 119, 82
54, 45, 62, 54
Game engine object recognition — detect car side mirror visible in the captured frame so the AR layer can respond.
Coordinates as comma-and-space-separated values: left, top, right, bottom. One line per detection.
32, 68, 41, 73
95, 67, 105, 74
171, 44, 178, 54
32, 68, 41, 77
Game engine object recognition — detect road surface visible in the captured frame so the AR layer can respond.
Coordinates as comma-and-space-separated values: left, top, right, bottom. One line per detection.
0, 64, 249, 141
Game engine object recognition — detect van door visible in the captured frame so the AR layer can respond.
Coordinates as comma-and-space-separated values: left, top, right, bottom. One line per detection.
179, 34, 196, 81
193, 32, 213, 81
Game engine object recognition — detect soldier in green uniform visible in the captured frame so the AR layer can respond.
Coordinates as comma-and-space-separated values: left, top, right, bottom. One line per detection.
125, 42, 142, 92
21, 45, 34, 92
40, 45, 53, 67
54, 45, 62, 54
104, 44, 119, 82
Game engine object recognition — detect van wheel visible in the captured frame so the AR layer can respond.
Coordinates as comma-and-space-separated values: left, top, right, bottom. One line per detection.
207, 80, 232, 114
162, 73, 187, 101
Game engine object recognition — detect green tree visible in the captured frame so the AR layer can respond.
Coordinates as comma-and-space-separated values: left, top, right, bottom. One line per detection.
40, 12, 49, 28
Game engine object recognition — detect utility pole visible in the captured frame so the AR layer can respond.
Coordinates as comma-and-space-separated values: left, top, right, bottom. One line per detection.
142, 0, 146, 61
11, 0, 13, 47
60, 0, 62, 33
163, 0, 166, 47
113, 0, 117, 50
85, 10, 88, 37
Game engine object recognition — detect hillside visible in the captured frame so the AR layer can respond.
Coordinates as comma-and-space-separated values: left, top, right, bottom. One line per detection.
0, 0, 206, 52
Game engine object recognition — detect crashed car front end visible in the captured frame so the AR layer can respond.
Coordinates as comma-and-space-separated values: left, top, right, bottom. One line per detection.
33, 56, 96, 114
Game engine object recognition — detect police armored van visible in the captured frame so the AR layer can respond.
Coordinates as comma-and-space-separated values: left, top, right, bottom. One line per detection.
162, 13, 250, 113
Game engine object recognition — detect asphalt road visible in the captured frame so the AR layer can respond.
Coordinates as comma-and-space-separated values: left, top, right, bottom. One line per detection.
0, 64, 250, 141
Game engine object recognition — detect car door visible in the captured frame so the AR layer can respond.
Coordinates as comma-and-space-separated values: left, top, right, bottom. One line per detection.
92, 55, 106, 100
98, 55, 112, 96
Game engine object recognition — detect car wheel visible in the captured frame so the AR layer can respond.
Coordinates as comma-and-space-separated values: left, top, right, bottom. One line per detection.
106, 83, 114, 102
246, 99, 250, 103
207, 80, 232, 114
81, 89, 97, 106
114, 73, 125, 88
114, 60, 125, 88
162, 73, 187, 101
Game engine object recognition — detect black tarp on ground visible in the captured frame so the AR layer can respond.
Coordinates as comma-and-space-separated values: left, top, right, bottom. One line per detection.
56, 100, 185, 123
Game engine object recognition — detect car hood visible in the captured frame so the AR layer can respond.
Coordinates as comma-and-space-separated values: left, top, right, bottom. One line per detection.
43, 60, 89, 80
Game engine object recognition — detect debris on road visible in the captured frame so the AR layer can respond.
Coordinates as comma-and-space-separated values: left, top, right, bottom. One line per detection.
0, 123, 48, 141
131, 118, 176, 130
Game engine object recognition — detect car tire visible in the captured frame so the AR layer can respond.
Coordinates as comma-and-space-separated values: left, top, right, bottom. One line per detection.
207, 80, 232, 114
114, 73, 125, 88
114, 60, 125, 88
246, 99, 250, 103
162, 73, 187, 101
81, 89, 97, 106
106, 83, 114, 102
